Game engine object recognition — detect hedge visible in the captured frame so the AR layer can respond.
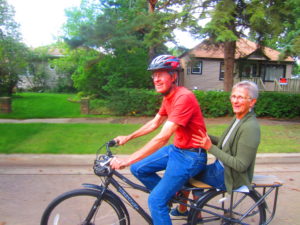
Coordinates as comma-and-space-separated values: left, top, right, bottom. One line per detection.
255, 92, 300, 118
105, 88, 300, 118
106, 88, 162, 116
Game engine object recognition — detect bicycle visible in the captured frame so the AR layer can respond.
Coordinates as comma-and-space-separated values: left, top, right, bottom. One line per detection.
40, 140, 283, 225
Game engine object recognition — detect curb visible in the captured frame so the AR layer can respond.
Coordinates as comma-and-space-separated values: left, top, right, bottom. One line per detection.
1, 153, 300, 166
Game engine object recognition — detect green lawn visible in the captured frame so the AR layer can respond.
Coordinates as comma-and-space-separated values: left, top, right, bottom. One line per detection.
0, 123, 299, 154
0, 92, 299, 154
0, 92, 82, 119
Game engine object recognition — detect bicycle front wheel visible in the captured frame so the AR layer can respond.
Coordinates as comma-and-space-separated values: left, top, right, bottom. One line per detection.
189, 190, 266, 225
41, 188, 128, 225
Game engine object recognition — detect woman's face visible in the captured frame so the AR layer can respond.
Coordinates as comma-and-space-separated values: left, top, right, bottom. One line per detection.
230, 87, 257, 119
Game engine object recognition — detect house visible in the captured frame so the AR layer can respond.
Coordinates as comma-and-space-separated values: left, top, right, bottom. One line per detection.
179, 38, 295, 91
18, 48, 64, 90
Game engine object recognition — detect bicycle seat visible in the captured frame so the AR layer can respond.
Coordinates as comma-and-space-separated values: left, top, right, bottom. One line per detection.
188, 178, 213, 189
188, 174, 283, 189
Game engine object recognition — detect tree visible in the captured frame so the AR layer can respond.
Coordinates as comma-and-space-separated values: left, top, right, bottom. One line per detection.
60, 0, 197, 96
0, 0, 29, 96
194, 0, 296, 91
274, 0, 300, 59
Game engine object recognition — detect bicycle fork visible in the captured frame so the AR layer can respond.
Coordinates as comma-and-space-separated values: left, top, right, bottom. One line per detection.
81, 183, 107, 225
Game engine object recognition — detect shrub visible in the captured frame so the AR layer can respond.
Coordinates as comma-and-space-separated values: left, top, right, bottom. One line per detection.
255, 92, 300, 118
107, 88, 162, 116
105, 89, 300, 118
194, 90, 233, 117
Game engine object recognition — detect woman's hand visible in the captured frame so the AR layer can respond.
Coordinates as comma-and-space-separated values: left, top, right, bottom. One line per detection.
192, 129, 212, 151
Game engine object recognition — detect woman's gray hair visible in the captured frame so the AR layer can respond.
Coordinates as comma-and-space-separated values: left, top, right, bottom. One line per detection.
232, 80, 259, 99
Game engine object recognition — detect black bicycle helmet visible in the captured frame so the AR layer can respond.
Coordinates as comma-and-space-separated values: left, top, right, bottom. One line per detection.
148, 55, 181, 71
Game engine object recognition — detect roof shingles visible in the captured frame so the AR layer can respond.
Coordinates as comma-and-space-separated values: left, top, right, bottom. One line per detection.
186, 39, 294, 62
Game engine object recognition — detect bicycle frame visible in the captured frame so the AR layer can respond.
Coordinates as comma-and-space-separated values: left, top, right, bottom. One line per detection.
109, 170, 153, 224
84, 169, 154, 224
86, 167, 204, 225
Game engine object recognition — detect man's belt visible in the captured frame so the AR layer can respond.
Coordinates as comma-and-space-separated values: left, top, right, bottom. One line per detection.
182, 148, 206, 153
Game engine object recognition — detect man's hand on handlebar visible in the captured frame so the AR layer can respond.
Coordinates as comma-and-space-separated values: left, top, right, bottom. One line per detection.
110, 157, 130, 170
114, 136, 130, 146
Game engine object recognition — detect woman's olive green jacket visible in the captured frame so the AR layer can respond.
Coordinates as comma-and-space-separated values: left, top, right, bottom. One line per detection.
208, 111, 260, 193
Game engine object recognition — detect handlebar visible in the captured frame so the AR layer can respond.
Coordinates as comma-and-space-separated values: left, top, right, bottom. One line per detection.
106, 140, 117, 157
94, 140, 117, 176
107, 139, 117, 147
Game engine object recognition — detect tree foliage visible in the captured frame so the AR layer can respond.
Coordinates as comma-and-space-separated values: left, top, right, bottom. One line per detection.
58, 0, 200, 97
275, 0, 300, 58
0, 0, 29, 96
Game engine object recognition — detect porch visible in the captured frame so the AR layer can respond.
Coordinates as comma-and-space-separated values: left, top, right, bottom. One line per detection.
235, 77, 300, 93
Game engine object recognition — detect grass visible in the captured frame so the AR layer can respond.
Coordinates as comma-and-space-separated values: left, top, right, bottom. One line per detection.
0, 123, 158, 154
0, 123, 299, 154
0, 92, 83, 119
260, 124, 300, 153
0, 92, 299, 154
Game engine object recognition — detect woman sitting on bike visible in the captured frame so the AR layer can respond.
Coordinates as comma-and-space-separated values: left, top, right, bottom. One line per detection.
171, 80, 261, 219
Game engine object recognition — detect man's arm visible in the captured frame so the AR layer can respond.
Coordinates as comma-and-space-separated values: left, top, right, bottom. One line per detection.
114, 113, 167, 145
111, 120, 179, 169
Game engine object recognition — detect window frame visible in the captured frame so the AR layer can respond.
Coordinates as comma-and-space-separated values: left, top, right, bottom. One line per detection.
219, 62, 224, 80
190, 60, 203, 75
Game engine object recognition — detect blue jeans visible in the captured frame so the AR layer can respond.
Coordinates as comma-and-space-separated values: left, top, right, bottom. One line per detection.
130, 144, 207, 225
194, 160, 226, 190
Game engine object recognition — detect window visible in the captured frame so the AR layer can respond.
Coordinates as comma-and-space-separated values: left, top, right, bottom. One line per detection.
190, 60, 202, 75
261, 64, 285, 81
240, 63, 257, 77
219, 62, 224, 80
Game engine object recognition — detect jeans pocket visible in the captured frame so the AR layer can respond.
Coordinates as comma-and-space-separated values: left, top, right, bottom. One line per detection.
188, 153, 207, 177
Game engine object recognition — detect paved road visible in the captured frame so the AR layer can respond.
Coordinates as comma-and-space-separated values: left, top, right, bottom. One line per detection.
1, 154, 300, 225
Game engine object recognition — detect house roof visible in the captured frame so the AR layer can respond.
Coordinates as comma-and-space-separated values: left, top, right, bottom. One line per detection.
47, 48, 64, 57
181, 38, 294, 62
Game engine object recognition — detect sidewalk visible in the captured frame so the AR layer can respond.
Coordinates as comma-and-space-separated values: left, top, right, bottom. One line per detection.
1, 153, 300, 175
1, 153, 300, 166
0, 116, 300, 125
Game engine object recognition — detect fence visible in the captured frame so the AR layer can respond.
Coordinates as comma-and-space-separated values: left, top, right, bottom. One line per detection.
234, 77, 266, 91
235, 77, 300, 93
274, 78, 300, 93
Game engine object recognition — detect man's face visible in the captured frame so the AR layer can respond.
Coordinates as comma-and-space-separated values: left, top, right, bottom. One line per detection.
152, 70, 176, 94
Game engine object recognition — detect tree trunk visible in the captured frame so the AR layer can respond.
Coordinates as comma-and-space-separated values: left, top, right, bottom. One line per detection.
148, 0, 158, 60
148, 0, 157, 13
223, 41, 236, 92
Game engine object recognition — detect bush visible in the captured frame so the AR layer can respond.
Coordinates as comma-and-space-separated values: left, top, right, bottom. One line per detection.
107, 88, 162, 116
194, 90, 233, 117
105, 89, 300, 118
255, 92, 300, 118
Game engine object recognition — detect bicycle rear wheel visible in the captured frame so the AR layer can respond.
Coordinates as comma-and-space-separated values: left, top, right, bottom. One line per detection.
189, 190, 266, 225
41, 188, 128, 225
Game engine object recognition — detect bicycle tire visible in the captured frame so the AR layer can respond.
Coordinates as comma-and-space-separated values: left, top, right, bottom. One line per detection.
40, 188, 129, 225
188, 190, 266, 225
